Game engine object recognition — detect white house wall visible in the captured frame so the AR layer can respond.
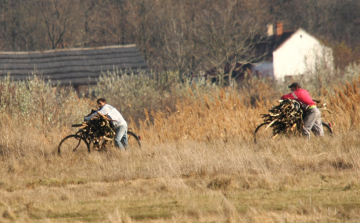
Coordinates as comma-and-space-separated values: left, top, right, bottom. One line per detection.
273, 28, 333, 81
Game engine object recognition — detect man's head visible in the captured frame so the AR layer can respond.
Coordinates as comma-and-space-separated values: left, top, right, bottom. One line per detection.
97, 98, 107, 109
288, 82, 301, 91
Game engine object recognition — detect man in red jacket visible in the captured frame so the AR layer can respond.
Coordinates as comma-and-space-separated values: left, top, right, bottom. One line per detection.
281, 82, 323, 138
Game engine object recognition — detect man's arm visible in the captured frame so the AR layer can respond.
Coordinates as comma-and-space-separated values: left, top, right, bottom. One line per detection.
84, 113, 95, 121
85, 109, 97, 116
84, 109, 101, 121
281, 92, 296, 100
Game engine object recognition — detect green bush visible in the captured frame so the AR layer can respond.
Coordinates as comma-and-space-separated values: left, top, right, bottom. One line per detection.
0, 75, 89, 131
91, 70, 206, 126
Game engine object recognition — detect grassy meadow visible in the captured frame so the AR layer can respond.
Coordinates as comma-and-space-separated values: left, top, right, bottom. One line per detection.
1, 68, 360, 222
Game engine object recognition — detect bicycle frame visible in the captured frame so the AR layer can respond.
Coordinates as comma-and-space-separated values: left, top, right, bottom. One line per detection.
254, 99, 333, 143
58, 113, 142, 156
73, 119, 115, 152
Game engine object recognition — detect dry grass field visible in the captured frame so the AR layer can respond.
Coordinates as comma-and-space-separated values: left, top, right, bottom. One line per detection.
1, 75, 360, 222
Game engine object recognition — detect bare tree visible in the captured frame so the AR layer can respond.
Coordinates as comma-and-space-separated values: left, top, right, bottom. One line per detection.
35, 0, 78, 49
127, 0, 160, 65
2, 0, 360, 72
193, 0, 266, 85
0, 0, 40, 51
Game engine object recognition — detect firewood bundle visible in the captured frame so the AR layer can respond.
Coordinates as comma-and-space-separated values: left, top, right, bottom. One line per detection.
261, 99, 303, 136
80, 112, 116, 141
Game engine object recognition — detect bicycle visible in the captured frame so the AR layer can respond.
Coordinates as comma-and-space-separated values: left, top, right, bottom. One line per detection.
253, 99, 333, 143
57, 112, 141, 156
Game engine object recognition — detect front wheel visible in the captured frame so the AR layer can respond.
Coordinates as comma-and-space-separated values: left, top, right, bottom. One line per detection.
253, 122, 279, 144
58, 134, 90, 156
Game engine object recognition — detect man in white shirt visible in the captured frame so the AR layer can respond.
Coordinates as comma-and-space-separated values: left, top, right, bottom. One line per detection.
85, 98, 128, 150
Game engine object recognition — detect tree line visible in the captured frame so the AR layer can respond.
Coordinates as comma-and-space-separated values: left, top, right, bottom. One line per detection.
1, 0, 360, 75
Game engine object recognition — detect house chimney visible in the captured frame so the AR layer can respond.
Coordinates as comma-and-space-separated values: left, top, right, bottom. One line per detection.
276, 22, 283, 36
267, 24, 274, 36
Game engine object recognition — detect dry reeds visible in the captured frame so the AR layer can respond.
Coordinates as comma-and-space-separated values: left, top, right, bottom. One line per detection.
1, 69, 360, 222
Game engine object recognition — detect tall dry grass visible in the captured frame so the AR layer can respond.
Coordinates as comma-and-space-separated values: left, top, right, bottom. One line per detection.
140, 77, 360, 144
1, 65, 360, 222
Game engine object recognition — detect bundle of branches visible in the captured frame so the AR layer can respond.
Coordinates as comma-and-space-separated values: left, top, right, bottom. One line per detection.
79, 112, 116, 142
261, 99, 303, 136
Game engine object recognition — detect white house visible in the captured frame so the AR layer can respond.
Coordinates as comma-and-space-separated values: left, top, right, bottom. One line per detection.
251, 27, 334, 81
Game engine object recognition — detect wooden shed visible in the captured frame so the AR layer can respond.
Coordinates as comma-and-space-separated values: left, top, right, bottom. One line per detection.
0, 44, 149, 86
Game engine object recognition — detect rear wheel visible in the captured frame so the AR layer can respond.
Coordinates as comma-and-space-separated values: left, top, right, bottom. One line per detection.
310, 122, 333, 137
58, 134, 90, 156
127, 131, 141, 149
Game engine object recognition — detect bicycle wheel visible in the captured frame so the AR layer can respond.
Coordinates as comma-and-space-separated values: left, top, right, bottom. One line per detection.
322, 122, 333, 136
58, 134, 90, 156
127, 131, 141, 149
254, 122, 278, 143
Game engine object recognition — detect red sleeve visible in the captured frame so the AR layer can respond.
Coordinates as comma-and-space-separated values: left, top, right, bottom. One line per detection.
281, 92, 295, 100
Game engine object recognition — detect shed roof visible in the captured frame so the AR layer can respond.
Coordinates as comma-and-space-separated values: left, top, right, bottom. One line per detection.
0, 44, 149, 85
252, 30, 296, 62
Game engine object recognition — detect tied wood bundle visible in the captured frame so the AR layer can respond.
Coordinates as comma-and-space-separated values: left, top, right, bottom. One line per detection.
80, 112, 116, 142
261, 99, 303, 136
